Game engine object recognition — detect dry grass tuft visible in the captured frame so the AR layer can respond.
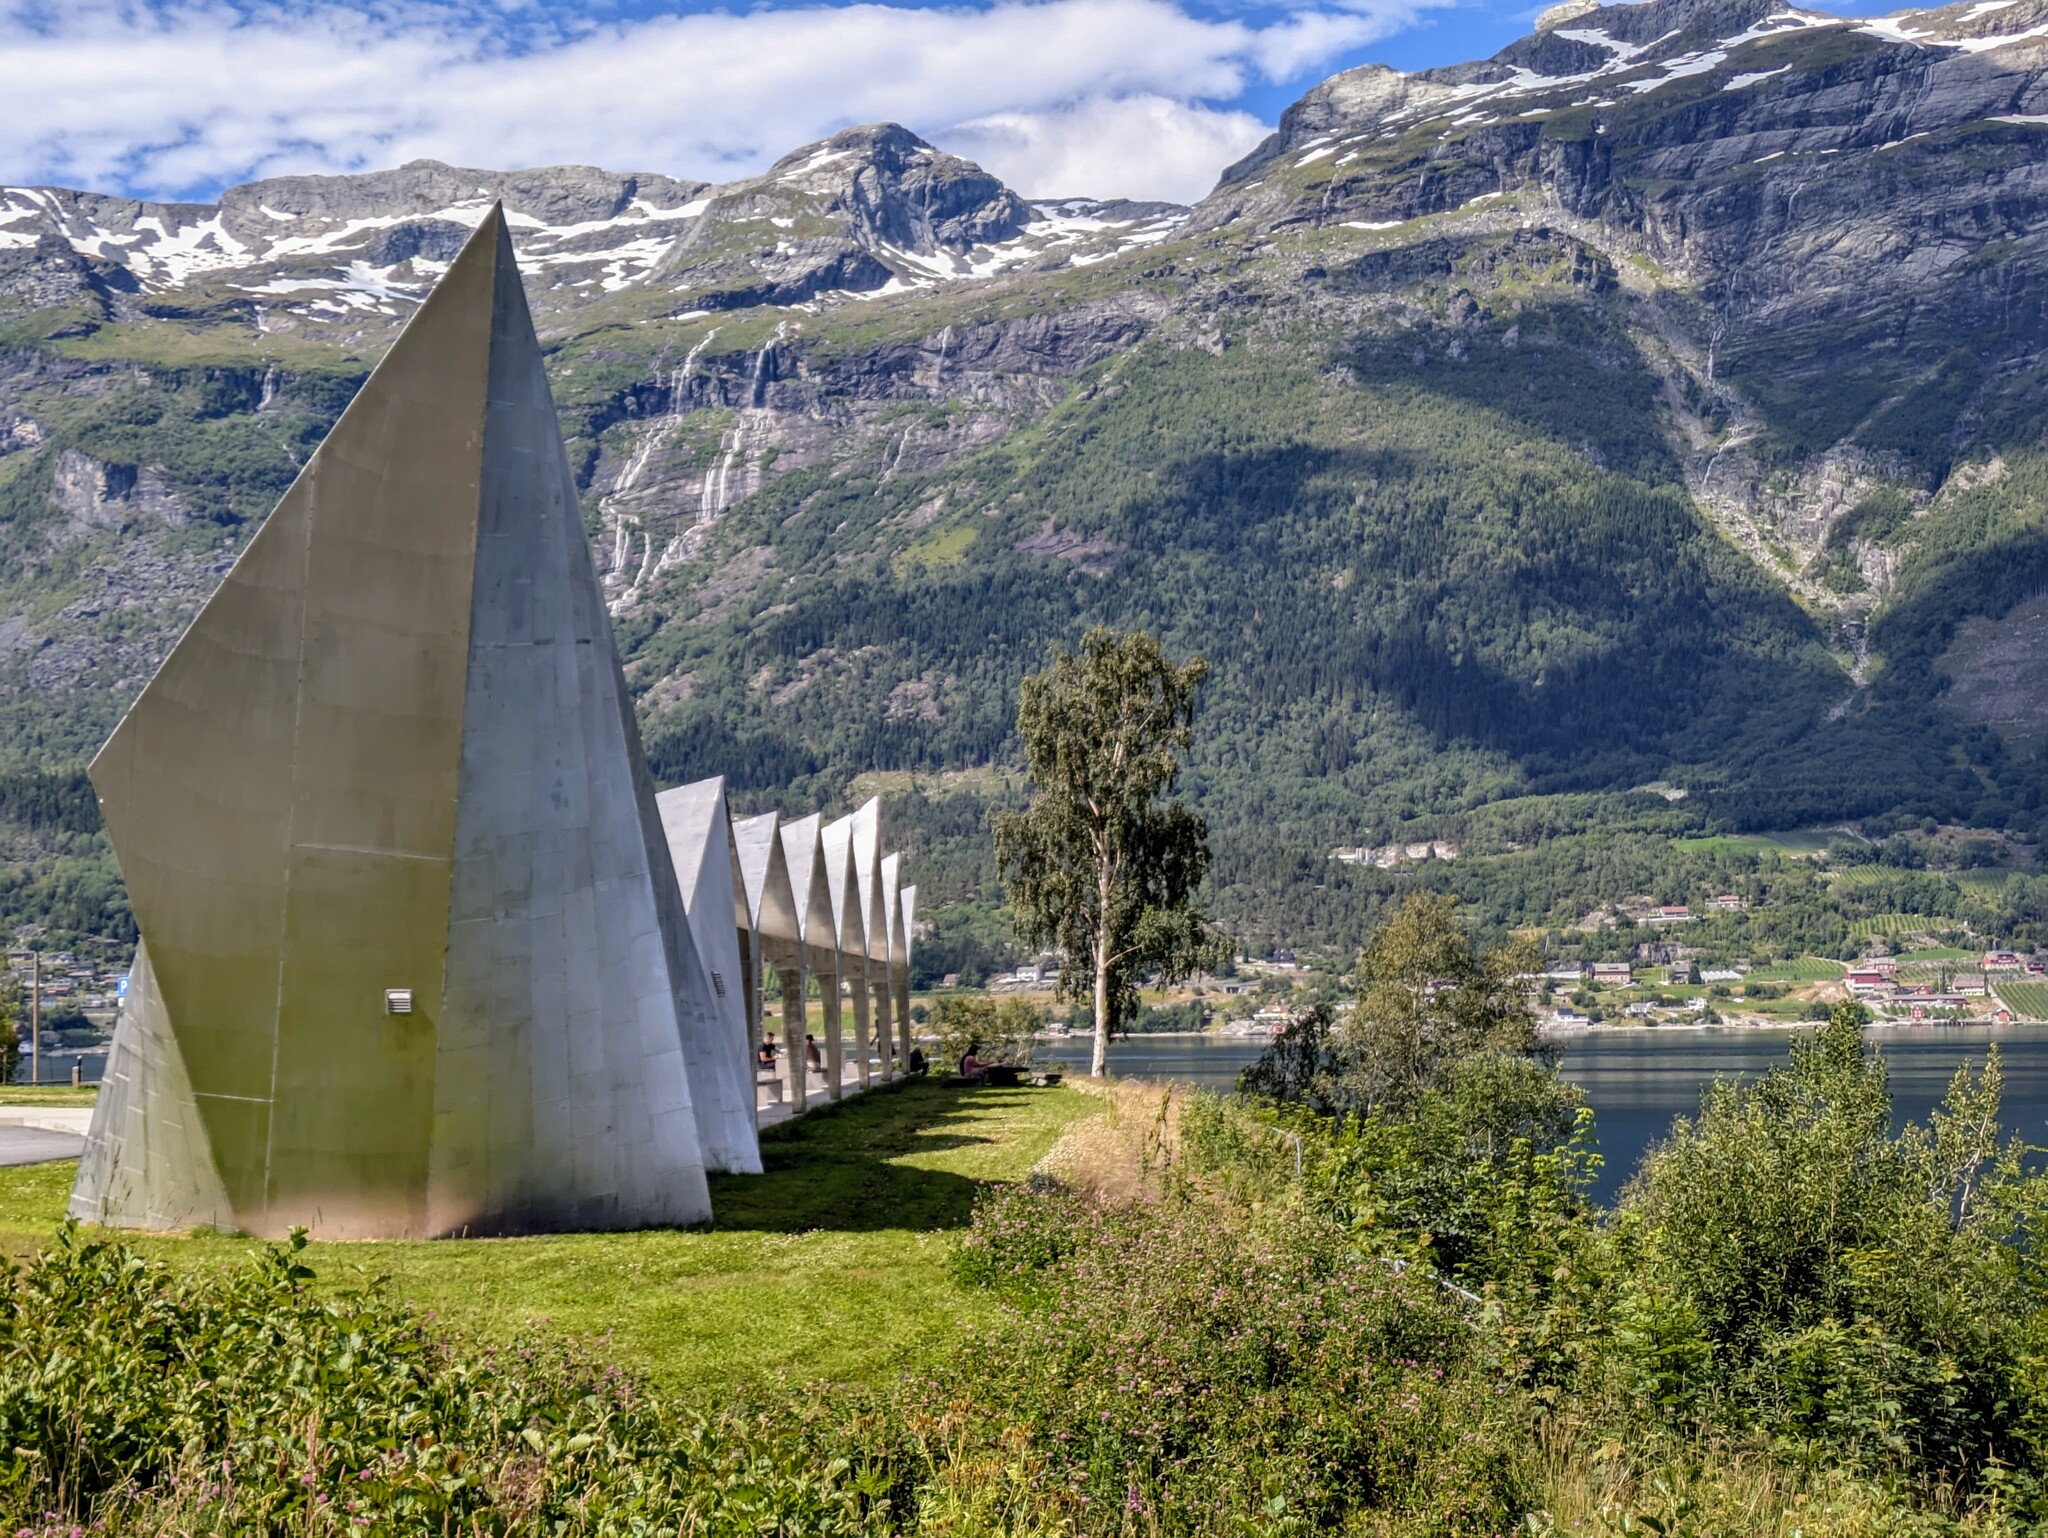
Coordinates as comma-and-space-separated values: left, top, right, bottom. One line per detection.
1028, 1078, 1182, 1205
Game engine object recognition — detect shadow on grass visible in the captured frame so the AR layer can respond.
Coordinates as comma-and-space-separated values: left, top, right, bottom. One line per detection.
706, 1079, 1039, 1235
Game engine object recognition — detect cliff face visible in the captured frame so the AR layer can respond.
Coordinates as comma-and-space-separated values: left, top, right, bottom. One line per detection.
6, 0, 2048, 943
1203, 0, 2048, 358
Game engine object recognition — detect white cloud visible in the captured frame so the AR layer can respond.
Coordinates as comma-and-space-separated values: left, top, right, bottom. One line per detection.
0, 0, 1431, 203
946, 95, 1270, 203
1248, 3, 1423, 78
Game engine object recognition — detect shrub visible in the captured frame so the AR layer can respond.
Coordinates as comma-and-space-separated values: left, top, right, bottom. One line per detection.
0, 1225, 890, 1535
1608, 1005, 2048, 1481
944, 1187, 1537, 1534
927, 993, 1044, 1071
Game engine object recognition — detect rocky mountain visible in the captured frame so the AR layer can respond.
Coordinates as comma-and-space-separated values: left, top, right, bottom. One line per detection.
0, 123, 1182, 329
5, 0, 2048, 953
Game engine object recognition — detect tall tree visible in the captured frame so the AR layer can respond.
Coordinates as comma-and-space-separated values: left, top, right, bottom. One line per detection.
995, 627, 1217, 1077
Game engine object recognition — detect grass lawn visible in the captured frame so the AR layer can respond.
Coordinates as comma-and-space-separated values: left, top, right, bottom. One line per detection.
1747, 958, 1847, 982
0, 1084, 100, 1106
0, 1079, 1097, 1399
1730, 995, 1823, 1019
1673, 830, 1833, 857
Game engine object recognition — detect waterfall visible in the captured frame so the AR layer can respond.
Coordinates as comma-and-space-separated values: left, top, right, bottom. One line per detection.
747, 322, 786, 408
701, 426, 743, 523
676, 328, 715, 394
698, 322, 786, 521
611, 331, 713, 507
877, 426, 915, 492
600, 329, 718, 611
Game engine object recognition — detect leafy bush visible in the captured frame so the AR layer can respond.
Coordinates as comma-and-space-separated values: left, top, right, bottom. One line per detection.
0, 1226, 890, 1535
946, 1187, 1536, 1534
1238, 892, 1546, 1118
1607, 1005, 2048, 1482
926, 993, 1043, 1070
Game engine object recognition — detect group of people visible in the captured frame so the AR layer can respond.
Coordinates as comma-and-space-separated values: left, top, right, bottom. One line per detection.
754, 1033, 929, 1081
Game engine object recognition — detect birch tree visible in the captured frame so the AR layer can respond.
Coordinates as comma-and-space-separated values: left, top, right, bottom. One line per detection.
994, 627, 1217, 1077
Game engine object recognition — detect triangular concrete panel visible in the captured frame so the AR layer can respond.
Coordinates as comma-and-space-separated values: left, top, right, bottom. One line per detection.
852, 798, 887, 968
655, 778, 762, 1174
82, 210, 713, 1237
821, 814, 865, 970
778, 813, 834, 971
69, 941, 234, 1232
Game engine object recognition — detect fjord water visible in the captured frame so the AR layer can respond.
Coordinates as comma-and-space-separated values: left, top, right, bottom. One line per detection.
1041, 1027, 2048, 1204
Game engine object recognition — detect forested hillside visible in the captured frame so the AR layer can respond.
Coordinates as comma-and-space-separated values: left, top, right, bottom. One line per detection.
4, 0, 2048, 954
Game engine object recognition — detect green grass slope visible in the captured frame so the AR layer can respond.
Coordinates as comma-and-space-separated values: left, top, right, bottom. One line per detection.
0, 1081, 1098, 1394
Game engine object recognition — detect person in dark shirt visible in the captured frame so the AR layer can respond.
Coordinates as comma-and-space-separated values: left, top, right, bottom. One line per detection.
805, 1034, 823, 1074
908, 1045, 928, 1076
758, 1034, 778, 1071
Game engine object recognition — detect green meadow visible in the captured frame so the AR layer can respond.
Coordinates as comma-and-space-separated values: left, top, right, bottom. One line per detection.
0, 1079, 1097, 1395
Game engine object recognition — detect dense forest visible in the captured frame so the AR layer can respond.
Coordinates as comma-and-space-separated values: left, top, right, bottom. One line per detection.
4, 198, 2048, 956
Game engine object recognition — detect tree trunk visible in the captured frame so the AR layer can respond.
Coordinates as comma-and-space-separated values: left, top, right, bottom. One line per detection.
1093, 934, 1111, 1078
1092, 864, 1112, 1078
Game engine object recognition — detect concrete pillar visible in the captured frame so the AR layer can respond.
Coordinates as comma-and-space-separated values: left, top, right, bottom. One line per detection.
775, 962, 806, 1113
895, 967, 912, 1072
820, 961, 845, 1100
737, 925, 762, 1070
847, 975, 872, 1091
872, 978, 894, 1082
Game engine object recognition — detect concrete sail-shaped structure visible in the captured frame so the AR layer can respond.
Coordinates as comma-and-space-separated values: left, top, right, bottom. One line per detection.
900, 884, 918, 1020
850, 799, 894, 1078
819, 814, 873, 1087
732, 810, 805, 1105
72, 208, 716, 1238
731, 810, 788, 1057
882, 853, 910, 1067
655, 778, 762, 1174
779, 813, 843, 1104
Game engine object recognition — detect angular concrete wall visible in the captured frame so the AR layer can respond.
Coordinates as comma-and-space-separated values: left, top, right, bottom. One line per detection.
656, 778, 763, 1175
882, 853, 911, 1067
731, 809, 793, 1065
849, 799, 893, 1079
70, 941, 234, 1231
819, 814, 870, 1088
78, 209, 714, 1238
779, 813, 844, 1100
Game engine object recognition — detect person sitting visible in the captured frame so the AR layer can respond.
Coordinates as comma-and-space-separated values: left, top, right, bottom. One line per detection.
805, 1034, 823, 1075
959, 1048, 985, 1083
907, 1045, 928, 1077
757, 1034, 778, 1072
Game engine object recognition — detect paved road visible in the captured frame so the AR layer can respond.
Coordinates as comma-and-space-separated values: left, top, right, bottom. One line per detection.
0, 1126, 85, 1165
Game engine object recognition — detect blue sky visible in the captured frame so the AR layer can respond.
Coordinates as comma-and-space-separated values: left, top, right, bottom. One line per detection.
0, 0, 1884, 204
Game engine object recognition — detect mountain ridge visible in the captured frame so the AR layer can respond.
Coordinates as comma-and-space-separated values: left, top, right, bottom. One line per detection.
5, 0, 2048, 954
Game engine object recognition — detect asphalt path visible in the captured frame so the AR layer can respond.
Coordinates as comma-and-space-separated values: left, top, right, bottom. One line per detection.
0, 1126, 84, 1165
